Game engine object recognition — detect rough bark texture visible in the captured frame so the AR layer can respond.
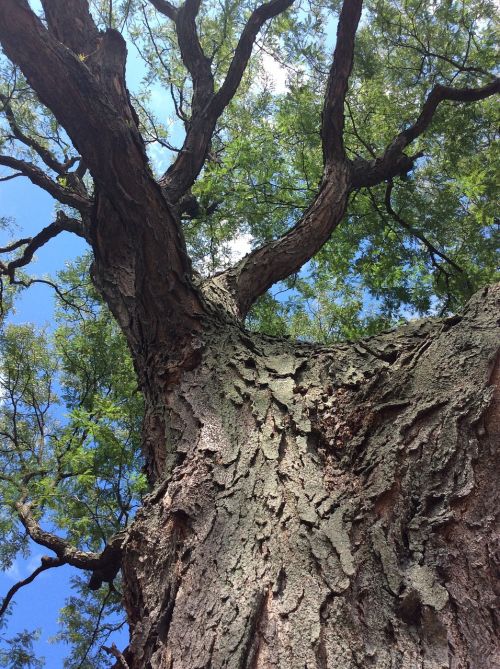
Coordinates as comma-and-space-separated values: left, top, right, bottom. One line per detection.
0, 4, 499, 668
119, 284, 499, 668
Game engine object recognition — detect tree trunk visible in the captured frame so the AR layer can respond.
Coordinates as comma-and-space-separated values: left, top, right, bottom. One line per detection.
119, 285, 499, 668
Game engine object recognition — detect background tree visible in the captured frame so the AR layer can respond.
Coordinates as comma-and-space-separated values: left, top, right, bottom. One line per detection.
0, 0, 498, 667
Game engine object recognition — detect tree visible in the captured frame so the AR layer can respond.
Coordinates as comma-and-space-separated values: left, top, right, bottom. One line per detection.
0, 0, 498, 666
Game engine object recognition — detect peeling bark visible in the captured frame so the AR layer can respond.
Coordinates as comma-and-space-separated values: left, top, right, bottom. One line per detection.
120, 285, 499, 668
0, 5, 498, 667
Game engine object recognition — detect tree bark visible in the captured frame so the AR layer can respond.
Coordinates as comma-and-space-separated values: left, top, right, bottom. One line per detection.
119, 284, 499, 668
0, 5, 498, 667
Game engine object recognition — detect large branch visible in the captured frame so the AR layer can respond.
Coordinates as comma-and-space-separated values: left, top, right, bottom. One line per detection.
209, 162, 351, 318
207, 0, 363, 315
15, 499, 123, 580
147, 0, 178, 20
175, 0, 214, 117
351, 78, 499, 188
0, 2, 133, 195
321, 0, 363, 164
40, 0, 99, 54
0, 154, 92, 211
160, 0, 295, 202
208, 0, 294, 118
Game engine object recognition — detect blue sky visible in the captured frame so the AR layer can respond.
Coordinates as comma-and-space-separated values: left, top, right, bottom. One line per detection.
0, 4, 137, 663
0, 162, 93, 666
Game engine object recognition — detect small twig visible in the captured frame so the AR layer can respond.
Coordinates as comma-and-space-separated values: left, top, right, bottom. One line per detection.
76, 587, 113, 669
384, 180, 471, 290
9, 277, 87, 311
0, 172, 22, 182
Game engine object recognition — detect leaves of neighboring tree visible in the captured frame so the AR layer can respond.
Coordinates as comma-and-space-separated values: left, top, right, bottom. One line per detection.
0, 257, 144, 665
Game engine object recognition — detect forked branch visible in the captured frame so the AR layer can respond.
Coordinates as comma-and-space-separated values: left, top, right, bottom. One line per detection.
175, 0, 214, 116
208, 0, 295, 118
147, 0, 178, 20
0, 556, 64, 618
0, 0, 197, 308
351, 78, 499, 188
209, 0, 363, 315
0, 154, 92, 212
0, 212, 87, 281
15, 499, 124, 586
102, 643, 131, 669
40, 0, 99, 54
159, 0, 295, 202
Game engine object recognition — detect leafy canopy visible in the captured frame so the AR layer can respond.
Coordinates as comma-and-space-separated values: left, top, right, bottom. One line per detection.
0, 0, 498, 665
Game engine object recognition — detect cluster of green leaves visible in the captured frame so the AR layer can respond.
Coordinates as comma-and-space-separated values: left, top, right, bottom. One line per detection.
0, 620, 43, 669
126, 0, 499, 339
0, 256, 145, 667
52, 575, 124, 669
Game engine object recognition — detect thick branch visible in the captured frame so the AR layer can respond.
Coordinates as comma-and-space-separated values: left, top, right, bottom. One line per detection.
0, 238, 32, 254
209, 0, 294, 118
0, 154, 92, 212
16, 501, 106, 569
209, 162, 350, 318
103, 644, 130, 669
0, 556, 64, 618
321, 0, 363, 164
40, 0, 99, 54
0, 212, 87, 280
175, 0, 214, 117
399, 79, 498, 143
147, 0, 178, 20
351, 78, 499, 188
0, 1, 150, 203
15, 500, 124, 582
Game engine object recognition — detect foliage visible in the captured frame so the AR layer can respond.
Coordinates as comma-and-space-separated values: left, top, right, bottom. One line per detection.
0, 612, 43, 669
0, 630, 44, 669
52, 575, 124, 669
0, 0, 498, 663
0, 257, 144, 665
